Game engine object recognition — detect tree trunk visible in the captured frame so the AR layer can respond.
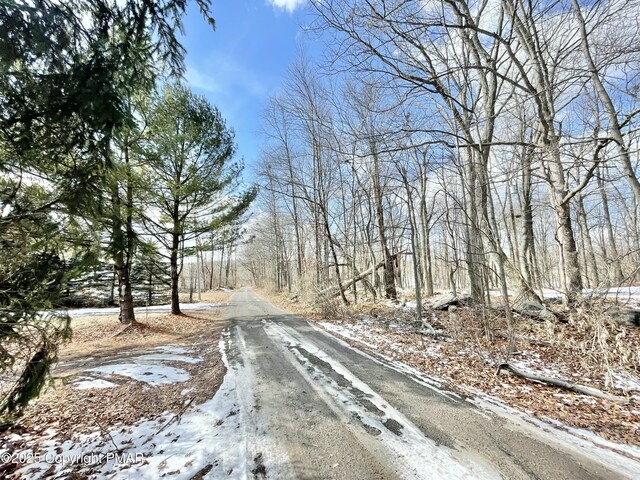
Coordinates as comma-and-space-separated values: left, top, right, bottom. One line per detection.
108, 139, 136, 324
555, 199, 583, 301
576, 194, 599, 287
370, 141, 397, 300
115, 263, 135, 324
225, 242, 233, 287
599, 170, 624, 284
401, 169, 423, 320
519, 147, 539, 291
209, 238, 215, 290
170, 228, 181, 315
463, 155, 485, 303
418, 162, 434, 296
218, 241, 225, 288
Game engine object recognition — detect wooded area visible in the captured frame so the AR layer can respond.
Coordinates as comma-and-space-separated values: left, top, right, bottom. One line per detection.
245, 0, 640, 321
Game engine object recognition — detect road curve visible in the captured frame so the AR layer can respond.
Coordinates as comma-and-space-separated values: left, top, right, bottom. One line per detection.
220, 288, 637, 480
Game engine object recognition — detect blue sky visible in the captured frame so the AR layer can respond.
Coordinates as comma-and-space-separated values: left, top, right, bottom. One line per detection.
180, 0, 310, 180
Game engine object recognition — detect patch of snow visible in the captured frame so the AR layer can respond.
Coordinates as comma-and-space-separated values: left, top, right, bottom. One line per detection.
153, 345, 192, 354
134, 353, 202, 364
71, 346, 201, 388
320, 319, 444, 361
56, 302, 222, 318
319, 322, 379, 350
72, 378, 118, 390
609, 371, 640, 393
314, 321, 454, 396
86, 363, 189, 386
484, 286, 640, 304
17, 329, 290, 480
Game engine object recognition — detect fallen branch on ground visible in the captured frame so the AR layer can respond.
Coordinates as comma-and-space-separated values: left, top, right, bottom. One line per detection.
155, 397, 195, 435
497, 363, 630, 404
94, 416, 121, 453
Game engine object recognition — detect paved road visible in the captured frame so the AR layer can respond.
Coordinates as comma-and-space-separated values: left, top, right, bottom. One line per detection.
221, 289, 636, 480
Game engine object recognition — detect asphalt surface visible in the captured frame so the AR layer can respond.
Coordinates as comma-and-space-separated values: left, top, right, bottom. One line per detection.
221, 289, 636, 480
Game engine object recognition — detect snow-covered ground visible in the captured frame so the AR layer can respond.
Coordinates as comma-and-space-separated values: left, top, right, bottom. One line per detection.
465, 286, 640, 303
52, 302, 223, 318
387, 286, 640, 306
68, 346, 202, 389
8, 335, 275, 479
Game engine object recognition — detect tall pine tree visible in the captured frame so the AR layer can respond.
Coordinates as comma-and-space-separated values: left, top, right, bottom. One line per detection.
140, 84, 256, 315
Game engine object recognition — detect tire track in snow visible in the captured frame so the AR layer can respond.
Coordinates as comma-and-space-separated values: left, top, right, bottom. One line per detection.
262, 320, 500, 480
221, 326, 294, 479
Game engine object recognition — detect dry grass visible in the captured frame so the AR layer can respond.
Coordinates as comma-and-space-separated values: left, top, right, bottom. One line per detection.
60, 289, 234, 363
254, 287, 322, 318
62, 312, 223, 363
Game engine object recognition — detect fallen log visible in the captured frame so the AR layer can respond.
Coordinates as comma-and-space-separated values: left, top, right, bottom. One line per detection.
497, 363, 630, 403
317, 260, 385, 298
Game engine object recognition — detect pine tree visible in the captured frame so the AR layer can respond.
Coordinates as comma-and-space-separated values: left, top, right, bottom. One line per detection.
140, 84, 257, 315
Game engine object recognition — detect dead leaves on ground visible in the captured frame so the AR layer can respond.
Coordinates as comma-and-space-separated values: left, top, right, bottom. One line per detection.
0, 308, 227, 479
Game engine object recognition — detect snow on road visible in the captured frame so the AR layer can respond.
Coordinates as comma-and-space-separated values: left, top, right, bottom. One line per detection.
264, 320, 500, 480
